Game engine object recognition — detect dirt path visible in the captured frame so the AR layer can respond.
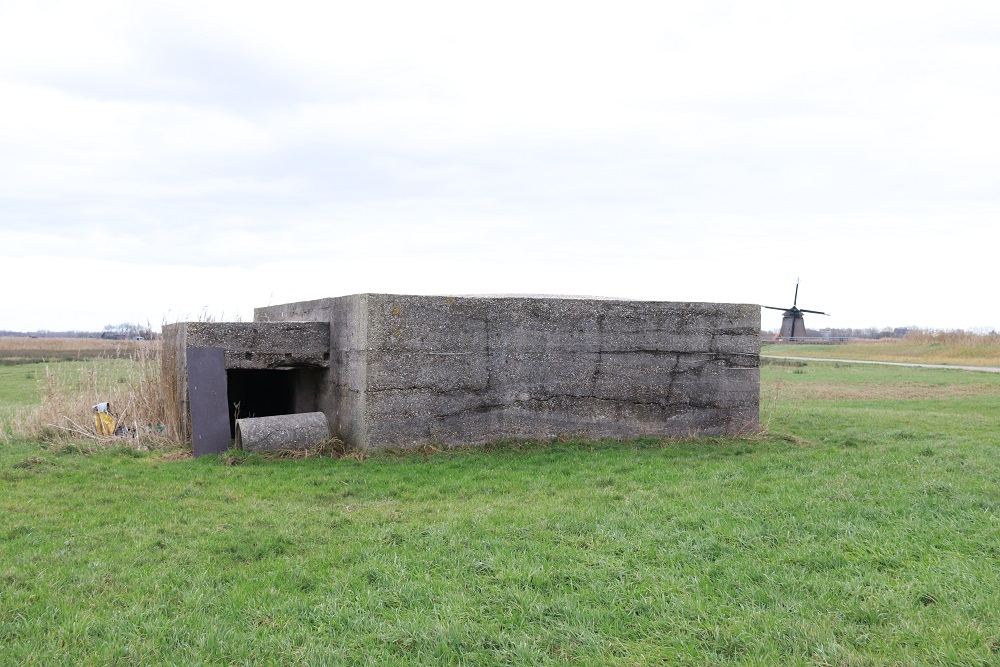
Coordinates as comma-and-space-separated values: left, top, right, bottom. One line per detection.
763, 355, 1000, 373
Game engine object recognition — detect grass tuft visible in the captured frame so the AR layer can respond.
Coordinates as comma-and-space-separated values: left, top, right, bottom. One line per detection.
219, 438, 362, 465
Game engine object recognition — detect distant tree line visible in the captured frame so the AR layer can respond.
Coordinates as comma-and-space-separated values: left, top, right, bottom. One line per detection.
100, 323, 156, 340
0, 330, 103, 338
0, 323, 158, 339
823, 327, 911, 339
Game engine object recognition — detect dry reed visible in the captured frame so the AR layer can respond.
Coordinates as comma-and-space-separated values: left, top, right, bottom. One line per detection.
3, 342, 181, 449
904, 328, 1000, 344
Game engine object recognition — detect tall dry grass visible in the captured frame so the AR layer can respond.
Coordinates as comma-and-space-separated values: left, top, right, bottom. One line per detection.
860, 330, 1000, 366
766, 329, 1000, 367
3, 342, 181, 449
902, 328, 1000, 346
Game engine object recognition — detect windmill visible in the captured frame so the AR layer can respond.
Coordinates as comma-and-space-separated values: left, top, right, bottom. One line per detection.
763, 280, 829, 340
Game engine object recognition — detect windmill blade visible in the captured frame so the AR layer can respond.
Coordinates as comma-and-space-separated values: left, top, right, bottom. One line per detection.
762, 305, 790, 311
798, 309, 829, 315
793, 280, 799, 307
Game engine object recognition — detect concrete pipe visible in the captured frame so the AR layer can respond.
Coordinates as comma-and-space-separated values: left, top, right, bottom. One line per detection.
235, 412, 331, 452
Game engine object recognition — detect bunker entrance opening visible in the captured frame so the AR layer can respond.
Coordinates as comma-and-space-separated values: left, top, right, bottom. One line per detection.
225, 368, 323, 438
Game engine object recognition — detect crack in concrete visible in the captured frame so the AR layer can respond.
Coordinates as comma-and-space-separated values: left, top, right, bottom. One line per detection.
526, 392, 727, 411
427, 390, 731, 420
485, 317, 494, 391
368, 385, 487, 394
591, 313, 606, 395
665, 353, 681, 403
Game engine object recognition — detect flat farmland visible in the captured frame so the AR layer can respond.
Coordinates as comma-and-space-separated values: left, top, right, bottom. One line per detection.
763, 332, 1000, 367
1, 353, 999, 665
0, 337, 155, 365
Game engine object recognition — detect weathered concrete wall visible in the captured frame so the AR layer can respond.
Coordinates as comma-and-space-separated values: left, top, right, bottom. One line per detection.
180, 321, 330, 370
255, 298, 336, 324
257, 294, 760, 450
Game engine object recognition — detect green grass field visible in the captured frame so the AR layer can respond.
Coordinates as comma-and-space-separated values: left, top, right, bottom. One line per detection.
0, 362, 47, 409
2, 359, 999, 665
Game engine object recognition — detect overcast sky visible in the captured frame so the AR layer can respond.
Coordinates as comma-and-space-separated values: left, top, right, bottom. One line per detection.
1, 0, 998, 333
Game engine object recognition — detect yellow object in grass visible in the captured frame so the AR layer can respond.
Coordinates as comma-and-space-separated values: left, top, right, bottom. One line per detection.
94, 412, 116, 436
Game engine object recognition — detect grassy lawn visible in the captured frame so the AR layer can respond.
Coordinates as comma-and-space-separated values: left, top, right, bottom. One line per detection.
0, 363, 48, 410
2, 359, 999, 665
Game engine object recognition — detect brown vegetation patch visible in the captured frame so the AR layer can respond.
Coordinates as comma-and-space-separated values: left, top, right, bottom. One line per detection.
0, 338, 156, 363
773, 382, 1000, 402
216, 438, 365, 465
156, 449, 195, 461
259, 438, 358, 460
765, 331, 1000, 367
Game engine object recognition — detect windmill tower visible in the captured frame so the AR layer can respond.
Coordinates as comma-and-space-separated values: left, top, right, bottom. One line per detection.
763, 280, 829, 339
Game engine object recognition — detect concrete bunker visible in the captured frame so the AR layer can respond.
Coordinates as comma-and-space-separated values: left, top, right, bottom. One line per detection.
163, 294, 761, 456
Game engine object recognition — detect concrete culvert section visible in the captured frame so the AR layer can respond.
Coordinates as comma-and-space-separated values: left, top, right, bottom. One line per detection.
235, 412, 331, 452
